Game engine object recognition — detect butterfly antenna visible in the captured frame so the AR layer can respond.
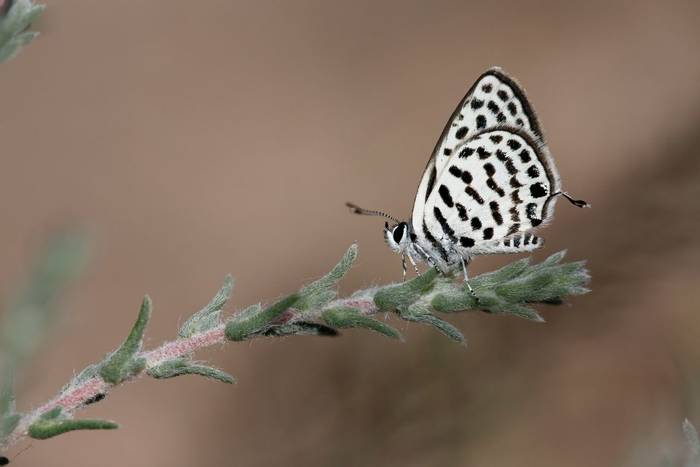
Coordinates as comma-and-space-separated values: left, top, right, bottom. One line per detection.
554, 191, 590, 208
345, 202, 400, 223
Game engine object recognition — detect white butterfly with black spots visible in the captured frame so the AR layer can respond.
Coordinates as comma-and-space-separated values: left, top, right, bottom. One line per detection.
347, 67, 588, 288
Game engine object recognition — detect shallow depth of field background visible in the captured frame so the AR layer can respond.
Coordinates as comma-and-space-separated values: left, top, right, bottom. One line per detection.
1, 1, 700, 466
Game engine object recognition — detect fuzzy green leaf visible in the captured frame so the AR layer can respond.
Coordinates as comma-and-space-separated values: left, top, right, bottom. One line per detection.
0, 371, 20, 441
374, 268, 439, 312
0, 413, 20, 440
225, 294, 300, 341
399, 307, 465, 344
431, 251, 588, 322
0, 0, 44, 63
322, 307, 402, 340
684, 419, 700, 465
179, 275, 233, 337
99, 296, 151, 384
1, 233, 88, 370
147, 358, 235, 384
296, 244, 358, 311
28, 418, 118, 440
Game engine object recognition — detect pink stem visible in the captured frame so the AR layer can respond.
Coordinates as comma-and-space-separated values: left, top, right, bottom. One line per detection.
2, 298, 378, 450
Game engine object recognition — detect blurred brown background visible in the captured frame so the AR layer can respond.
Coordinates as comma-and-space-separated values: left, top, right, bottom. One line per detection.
2, 0, 700, 466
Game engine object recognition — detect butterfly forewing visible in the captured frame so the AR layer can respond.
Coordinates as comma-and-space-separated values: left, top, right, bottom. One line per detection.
421, 128, 560, 257
411, 68, 545, 239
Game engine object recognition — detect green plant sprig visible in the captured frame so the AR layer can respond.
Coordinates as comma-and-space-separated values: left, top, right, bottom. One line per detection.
0, 244, 589, 451
0, 0, 44, 63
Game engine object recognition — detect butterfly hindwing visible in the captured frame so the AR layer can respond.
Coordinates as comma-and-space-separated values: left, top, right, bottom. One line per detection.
422, 128, 559, 257
412, 68, 545, 239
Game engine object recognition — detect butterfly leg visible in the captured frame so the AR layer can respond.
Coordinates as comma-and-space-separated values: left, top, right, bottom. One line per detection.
406, 253, 421, 275
459, 255, 478, 299
401, 254, 407, 281
413, 243, 436, 268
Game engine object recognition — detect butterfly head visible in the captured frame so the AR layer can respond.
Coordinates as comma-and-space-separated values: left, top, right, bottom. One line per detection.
384, 221, 411, 253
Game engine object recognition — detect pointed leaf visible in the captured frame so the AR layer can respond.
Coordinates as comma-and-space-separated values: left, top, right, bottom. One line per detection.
28, 418, 118, 440
297, 244, 358, 311
225, 294, 299, 341
179, 275, 233, 337
684, 419, 700, 460
322, 307, 402, 340
99, 296, 151, 384
147, 358, 235, 384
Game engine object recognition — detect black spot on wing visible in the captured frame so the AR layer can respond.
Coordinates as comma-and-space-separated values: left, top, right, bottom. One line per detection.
443, 148, 452, 156
487, 178, 505, 197
519, 149, 531, 163
470, 217, 482, 230
476, 115, 486, 129
510, 176, 523, 188
456, 203, 468, 221
497, 90, 509, 101
434, 206, 456, 241
455, 126, 469, 139
526, 203, 542, 227
438, 185, 454, 207
483, 227, 494, 240
483, 163, 495, 177
459, 147, 474, 158
490, 201, 503, 225
482, 84, 493, 93
516, 118, 524, 126
523, 232, 532, 245
471, 99, 484, 110
465, 186, 484, 204
423, 221, 449, 262
487, 100, 500, 115
530, 182, 548, 198
507, 223, 520, 236
448, 166, 462, 178
510, 205, 519, 222
497, 113, 506, 123
513, 236, 521, 247
460, 236, 475, 248
477, 146, 491, 159
425, 166, 437, 201
496, 149, 517, 175
527, 165, 540, 178
511, 190, 522, 205
507, 102, 517, 115
489, 135, 503, 144
507, 139, 522, 150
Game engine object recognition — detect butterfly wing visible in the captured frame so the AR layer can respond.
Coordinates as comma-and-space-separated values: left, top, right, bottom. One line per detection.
412, 68, 545, 239
420, 127, 560, 261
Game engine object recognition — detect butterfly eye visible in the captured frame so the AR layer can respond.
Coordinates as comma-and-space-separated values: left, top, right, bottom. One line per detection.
392, 223, 406, 244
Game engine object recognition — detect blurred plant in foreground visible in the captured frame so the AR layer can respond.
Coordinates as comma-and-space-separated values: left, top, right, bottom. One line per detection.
683, 419, 700, 467
0, 234, 87, 464
0, 0, 43, 63
0, 244, 589, 455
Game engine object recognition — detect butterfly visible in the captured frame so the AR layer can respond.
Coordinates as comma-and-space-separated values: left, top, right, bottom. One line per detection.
347, 67, 588, 291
